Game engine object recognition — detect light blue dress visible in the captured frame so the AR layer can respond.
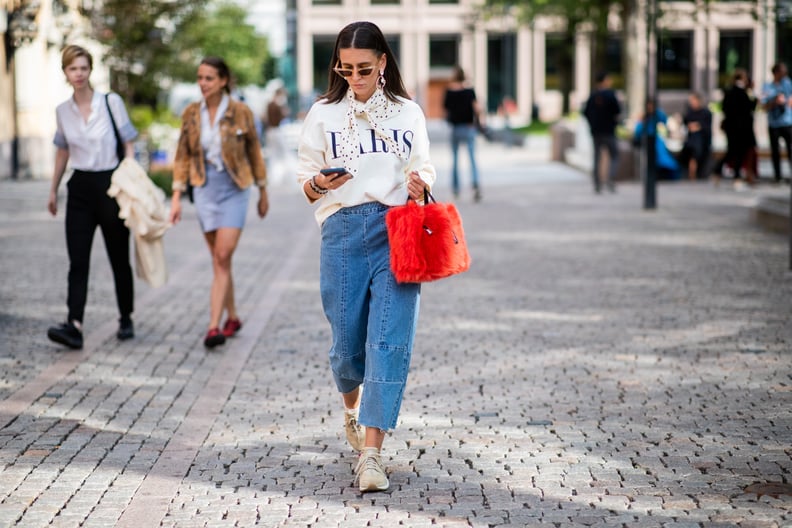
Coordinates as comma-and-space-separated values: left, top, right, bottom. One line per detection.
193, 162, 250, 233
192, 94, 251, 233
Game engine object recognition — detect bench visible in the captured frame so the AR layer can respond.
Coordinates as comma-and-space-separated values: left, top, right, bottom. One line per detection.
709, 149, 789, 161
754, 194, 791, 234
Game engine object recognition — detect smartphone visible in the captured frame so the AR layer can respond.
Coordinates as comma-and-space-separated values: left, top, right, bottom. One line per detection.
320, 167, 348, 176
320, 167, 351, 181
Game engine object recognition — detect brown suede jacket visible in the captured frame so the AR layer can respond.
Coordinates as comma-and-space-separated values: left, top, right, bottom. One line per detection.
172, 99, 267, 192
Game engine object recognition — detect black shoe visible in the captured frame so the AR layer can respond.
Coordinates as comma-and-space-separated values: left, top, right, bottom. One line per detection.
47, 322, 83, 350
117, 319, 134, 340
473, 188, 482, 203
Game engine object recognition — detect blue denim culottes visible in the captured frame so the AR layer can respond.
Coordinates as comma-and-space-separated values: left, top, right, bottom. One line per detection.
320, 201, 421, 431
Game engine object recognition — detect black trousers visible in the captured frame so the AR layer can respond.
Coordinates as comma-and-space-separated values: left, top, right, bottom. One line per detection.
592, 134, 619, 191
65, 170, 133, 324
768, 125, 792, 182
716, 131, 752, 179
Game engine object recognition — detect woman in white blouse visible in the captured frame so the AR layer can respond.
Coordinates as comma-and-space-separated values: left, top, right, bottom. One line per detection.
47, 44, 138, 350
297, 21, 436, 493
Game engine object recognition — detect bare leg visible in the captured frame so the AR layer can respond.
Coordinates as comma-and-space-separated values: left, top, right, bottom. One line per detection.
203, 227, 243, 330
688, 159, 697, 181
224, 275, 238, 321
365, 427, 386, 450
342, 387, 385, 449
342, 387, 361, 410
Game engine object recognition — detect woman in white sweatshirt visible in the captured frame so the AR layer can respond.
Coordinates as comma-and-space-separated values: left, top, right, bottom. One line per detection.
297, 21, 436, 493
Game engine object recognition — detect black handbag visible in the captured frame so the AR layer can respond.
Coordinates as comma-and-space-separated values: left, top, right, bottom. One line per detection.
474, 113, 494, 142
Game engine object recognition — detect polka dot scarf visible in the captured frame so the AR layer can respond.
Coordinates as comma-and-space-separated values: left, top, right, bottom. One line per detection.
338, 87, 406, 177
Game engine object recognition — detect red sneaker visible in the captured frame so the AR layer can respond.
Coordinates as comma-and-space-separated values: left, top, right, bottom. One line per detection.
222, 318, 242, 337
204, 327, 226, 349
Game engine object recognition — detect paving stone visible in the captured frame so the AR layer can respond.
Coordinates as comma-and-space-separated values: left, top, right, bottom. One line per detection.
1, 142, 791, 527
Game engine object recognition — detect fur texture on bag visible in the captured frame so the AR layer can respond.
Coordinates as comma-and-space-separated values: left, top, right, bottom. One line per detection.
386, 198, 471, 283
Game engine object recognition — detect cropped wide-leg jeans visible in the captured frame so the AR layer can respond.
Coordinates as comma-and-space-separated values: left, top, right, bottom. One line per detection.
320, 202, 421, 431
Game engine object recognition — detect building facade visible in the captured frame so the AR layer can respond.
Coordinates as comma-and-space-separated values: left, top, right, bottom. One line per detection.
0, 0, 104, 179
295, 0, 782, 122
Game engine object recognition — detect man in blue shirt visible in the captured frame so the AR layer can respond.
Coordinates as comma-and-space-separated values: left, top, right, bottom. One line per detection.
762, 62, 792, 183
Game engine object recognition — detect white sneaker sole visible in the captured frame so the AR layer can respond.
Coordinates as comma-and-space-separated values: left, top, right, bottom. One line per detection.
359, 472, 389, 492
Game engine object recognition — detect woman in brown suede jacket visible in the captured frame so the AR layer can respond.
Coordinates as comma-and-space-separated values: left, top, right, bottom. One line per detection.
169, 56, 269, 349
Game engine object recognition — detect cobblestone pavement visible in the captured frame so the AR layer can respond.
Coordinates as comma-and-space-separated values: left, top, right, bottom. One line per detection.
1, 139, 791, 527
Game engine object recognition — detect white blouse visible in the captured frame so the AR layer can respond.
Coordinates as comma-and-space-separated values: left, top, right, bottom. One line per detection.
200, 93, 230, 172
54, 91, 138, 172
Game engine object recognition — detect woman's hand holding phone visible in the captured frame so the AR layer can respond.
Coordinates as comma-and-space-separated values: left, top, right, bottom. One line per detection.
317, 167, 353, 189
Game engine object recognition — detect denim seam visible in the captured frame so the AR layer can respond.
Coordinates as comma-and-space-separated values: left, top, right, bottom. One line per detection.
339, 213, 350, 357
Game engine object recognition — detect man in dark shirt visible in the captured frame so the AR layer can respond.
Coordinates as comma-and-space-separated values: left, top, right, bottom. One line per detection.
682, 92, 713, 180
584, 72, 621, 193
443, 66, 482, 201
716, 69, 757, 185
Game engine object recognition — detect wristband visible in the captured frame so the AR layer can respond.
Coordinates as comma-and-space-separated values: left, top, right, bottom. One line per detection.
309, 176, 328, 195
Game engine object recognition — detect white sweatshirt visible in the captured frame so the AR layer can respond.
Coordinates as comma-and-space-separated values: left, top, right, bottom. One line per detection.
297, 96, 437, 227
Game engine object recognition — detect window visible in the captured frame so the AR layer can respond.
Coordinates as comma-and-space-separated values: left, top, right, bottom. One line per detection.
385, 35, 401, 64
545, 33, 574, 91
719, 31, 752, 88
371, 0, 400, 3
487, 34, 517, 113
779, 1, 791, 65
429, 35, 458, 68
312, 0, 342, 4
605, 35, 624, 90
657, 32, 692, 90
312, 36, 337, 94
429, 0, 458, 3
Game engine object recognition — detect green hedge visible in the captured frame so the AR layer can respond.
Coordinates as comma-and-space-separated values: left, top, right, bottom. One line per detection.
511, 120, 553, 136
149, 170, 173, 197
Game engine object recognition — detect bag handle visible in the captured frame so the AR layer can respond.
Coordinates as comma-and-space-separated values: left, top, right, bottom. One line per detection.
105, 93, 126, 164
413, 189, 459, 244
405, 188, 436, 205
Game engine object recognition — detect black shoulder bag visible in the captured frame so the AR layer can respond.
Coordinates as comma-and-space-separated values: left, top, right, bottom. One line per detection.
105, 93, 126, 164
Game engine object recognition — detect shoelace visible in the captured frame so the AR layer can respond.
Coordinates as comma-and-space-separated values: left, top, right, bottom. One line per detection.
354, 453, 382, 484
346, 415, 360, 431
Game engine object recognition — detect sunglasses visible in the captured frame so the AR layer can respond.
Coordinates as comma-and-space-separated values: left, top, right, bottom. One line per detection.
333, 65, 376, 78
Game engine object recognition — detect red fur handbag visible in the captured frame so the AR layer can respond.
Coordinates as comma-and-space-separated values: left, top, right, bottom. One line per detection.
385, 190, 471, 283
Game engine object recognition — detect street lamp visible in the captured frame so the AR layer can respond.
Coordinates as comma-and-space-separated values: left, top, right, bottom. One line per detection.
643, 0, 658, 209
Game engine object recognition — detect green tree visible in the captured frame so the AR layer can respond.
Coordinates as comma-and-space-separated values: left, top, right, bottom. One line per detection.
84, 0, 204, 105
170, 2, 270, 88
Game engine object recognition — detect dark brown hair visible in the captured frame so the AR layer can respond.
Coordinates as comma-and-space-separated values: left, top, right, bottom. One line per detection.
320, 21, 408, 104
200, 56, 233, 94
451, 65, 465, 83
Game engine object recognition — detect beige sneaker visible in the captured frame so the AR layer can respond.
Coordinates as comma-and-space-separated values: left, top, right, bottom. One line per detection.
344, 410, 365, 452
355, 447, 389, 492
